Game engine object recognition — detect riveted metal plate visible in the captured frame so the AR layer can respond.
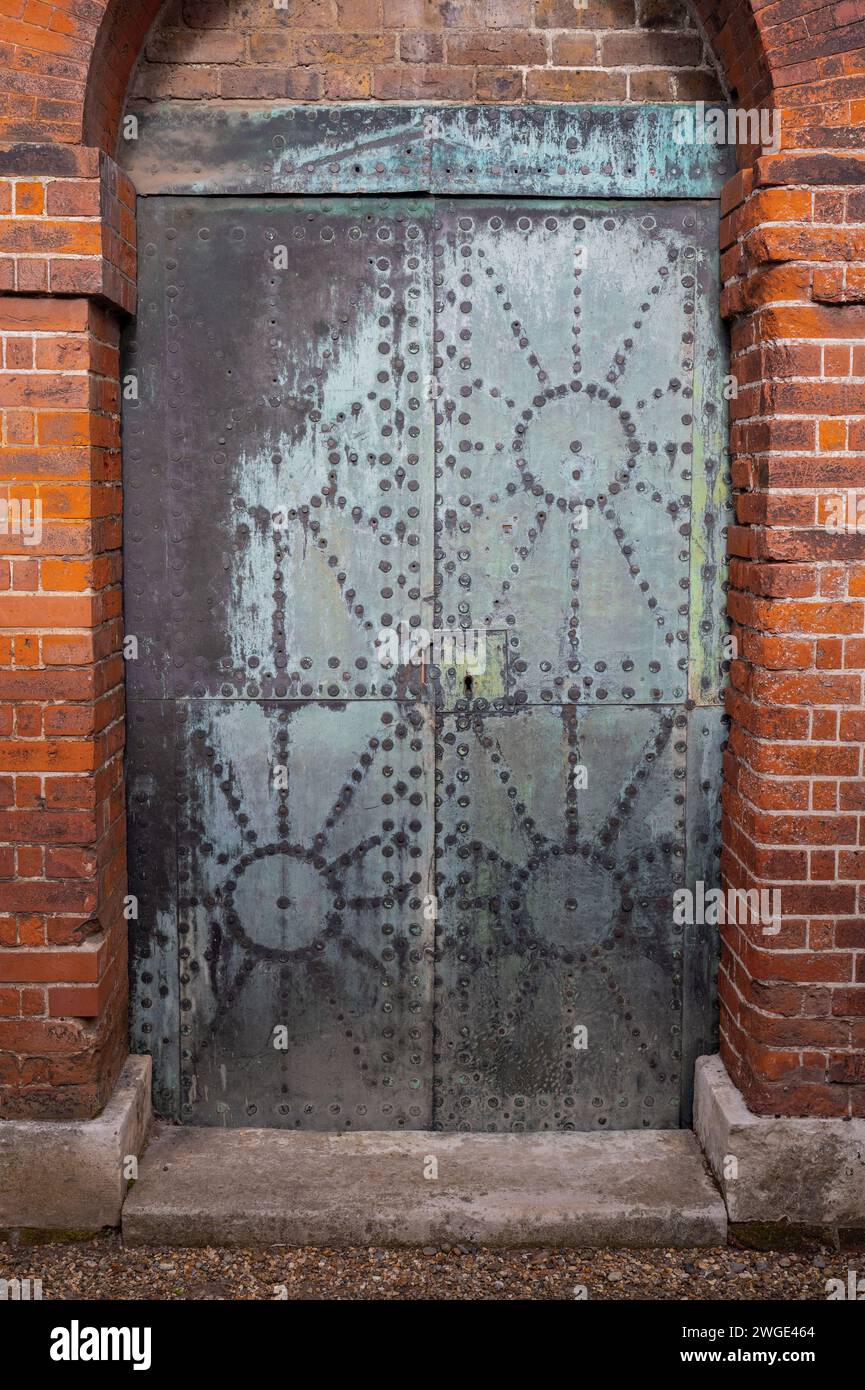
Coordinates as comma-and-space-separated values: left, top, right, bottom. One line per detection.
681, 703, 727, 1122
435, 199, 717, 711
124, 196, 434, 705
125, 187, 727, 1131
690, 228, 733, 706
434, 704, 685, 1132
119, 104, 735, 200
127, 696, 179, 1119
121, 105, 430, 196
176, 700, 434, 1129
432, 106, 736, 198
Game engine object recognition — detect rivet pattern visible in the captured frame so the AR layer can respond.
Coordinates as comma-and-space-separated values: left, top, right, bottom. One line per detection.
125, 191, 727, 1130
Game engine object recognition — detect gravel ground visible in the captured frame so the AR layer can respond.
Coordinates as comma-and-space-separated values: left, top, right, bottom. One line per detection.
1, 1236, 860, 1301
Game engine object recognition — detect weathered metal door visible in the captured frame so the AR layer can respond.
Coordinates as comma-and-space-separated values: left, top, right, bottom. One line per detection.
125, 190, 727, 1130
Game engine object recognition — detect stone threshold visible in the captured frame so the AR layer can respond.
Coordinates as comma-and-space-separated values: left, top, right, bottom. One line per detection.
5, 1054, 864, 1246
121, 1125, 726, 1248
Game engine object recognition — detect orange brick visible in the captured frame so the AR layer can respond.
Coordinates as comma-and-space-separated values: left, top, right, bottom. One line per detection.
14, 182, 45, 216
820, 419, 847, 450
40, 559, 93, 592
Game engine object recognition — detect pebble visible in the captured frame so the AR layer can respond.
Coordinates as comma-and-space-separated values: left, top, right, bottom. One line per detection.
2, 1237, 860, 1301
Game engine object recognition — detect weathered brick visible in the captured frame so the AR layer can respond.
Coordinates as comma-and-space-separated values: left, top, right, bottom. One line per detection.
146, 29, 244, 63
535, 0, 635, 27
249, 32, 396, 65
601, 31, 703, 66
325, 66, 372, 98
398, 33, 444, 63
446, 32, 547, 66
527, 69, 628, 100
372, 64, 474, 99
550, 34, 597, 66
475, 66, 524, 100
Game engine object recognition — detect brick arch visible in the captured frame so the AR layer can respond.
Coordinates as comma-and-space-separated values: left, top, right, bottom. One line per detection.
3, 2, 855, 151
85, 1, 166, 153
2, 1, 865, 1124
90, 0, 858, 160
691, 1, 770, 108
695, 0, 865, 118
1, 3, 861, 153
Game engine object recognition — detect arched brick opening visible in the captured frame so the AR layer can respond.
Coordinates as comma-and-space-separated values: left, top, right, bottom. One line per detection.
0, 0, 784, 155
1, 1, 864, 1123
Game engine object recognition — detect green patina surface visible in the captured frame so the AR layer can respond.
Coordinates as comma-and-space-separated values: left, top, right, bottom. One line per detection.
121, 103, 735, 199
123, 114, 730, 1133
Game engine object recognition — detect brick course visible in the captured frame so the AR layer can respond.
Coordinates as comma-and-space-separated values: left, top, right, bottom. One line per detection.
124, 0, 722, 110
0, 152, 135, 309
0, 0, 863, 1122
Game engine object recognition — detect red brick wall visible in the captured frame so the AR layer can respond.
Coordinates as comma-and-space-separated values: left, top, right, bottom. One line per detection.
0, 290, 129, 1116
694, 0, 865, 1115
717, 154, 865, 1116
125, 0, 723, 108
0, 0, 864, 1121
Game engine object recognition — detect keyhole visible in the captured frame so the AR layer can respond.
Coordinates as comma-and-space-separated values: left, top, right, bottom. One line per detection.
464, 675, 474, 695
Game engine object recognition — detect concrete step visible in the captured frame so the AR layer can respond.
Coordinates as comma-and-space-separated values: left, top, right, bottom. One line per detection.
122, 1126, 726, 1248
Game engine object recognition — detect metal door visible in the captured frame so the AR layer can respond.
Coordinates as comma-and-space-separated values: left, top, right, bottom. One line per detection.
125, 192, 727, 1129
